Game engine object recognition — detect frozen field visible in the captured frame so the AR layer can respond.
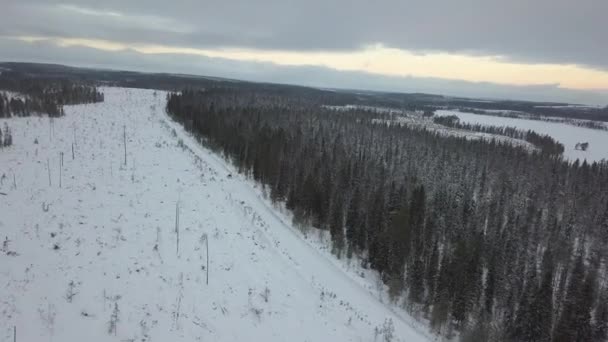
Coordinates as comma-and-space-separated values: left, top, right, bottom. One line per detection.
0, 88, 430, 342
436, 110, 608, 162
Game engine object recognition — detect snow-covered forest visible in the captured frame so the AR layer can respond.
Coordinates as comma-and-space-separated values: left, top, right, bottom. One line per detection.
167, 87, 608, 341
0, 72, 103, 118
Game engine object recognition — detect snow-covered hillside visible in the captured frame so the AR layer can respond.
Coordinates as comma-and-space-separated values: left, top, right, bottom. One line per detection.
0, 88, 430, 342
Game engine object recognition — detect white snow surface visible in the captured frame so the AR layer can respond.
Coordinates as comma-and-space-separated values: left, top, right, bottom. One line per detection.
0, 88, 431, 342
436, 110, 608, 163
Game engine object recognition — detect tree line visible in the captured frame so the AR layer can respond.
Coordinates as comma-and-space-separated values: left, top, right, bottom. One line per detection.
0, 74, 104, 118
433, 114, 565, 155
167, 88, 608, 341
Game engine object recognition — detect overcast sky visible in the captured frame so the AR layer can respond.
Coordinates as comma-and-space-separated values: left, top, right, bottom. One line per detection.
1, 0, 607, 104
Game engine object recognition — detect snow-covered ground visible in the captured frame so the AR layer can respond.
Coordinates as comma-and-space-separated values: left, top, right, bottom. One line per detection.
436, 110, 608, 162
0, 88, 431, 342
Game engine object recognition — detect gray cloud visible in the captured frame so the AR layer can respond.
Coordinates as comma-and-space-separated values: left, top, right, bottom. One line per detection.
1, 37, 606, 105
1, 0, 607, 70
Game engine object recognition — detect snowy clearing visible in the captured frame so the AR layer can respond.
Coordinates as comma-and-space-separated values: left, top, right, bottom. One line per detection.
0, 88, 431, 342
436, 110, 608, 162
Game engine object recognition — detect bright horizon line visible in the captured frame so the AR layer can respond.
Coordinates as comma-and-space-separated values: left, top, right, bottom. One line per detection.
9, 35, 608, 92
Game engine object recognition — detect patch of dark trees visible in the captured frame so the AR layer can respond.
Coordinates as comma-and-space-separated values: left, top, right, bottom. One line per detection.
167, 88, 608, 341
575, 142, 590, 151
0, 72, 104, 118
433, 115, 565, 156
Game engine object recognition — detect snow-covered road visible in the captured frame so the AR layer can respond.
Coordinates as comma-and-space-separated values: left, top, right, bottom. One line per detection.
0, 88, 430, 342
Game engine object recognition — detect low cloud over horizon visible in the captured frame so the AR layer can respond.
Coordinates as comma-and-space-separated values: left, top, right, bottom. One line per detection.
1, 0, 607, 104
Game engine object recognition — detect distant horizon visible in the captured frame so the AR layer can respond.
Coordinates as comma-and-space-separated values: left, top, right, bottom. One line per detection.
2, 59, 607, 107
3, 1, 607, 105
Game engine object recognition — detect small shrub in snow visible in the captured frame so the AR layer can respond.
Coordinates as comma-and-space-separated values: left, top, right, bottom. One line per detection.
374, 318, 395, 342
1, 123, 12, 147
260, 287, 270, 303
250, 306, 263, 322
65, 281, 78, 303
108, 302, 120, 336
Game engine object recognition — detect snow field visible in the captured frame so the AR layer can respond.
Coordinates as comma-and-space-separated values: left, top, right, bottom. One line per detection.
0, 88, 430, 342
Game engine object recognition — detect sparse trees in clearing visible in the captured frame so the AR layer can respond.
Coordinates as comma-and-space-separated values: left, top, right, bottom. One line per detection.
373, 318, 395, 342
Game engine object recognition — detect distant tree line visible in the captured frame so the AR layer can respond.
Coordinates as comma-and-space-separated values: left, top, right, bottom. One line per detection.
433, 102, 608, 123
0, 73, 104, 118
433, 115, 565, 155
442, 107, 608, 131
168, 88, 608, 341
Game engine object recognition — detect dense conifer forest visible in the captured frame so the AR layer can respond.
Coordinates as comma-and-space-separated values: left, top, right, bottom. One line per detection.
167, 87, 608, 341
0, 71, 104, 118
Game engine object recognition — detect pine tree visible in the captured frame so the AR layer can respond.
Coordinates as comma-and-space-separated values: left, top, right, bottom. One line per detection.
329, 192, 345, 255
554, 255, 593, 342
593, 287, 608, 341
345, 185, 361, 258
528, 249, 554, 342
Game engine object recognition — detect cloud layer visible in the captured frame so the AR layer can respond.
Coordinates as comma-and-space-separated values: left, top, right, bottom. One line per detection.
1, 1, 607, 104
3, 0, 607, 69
2, 37, 606, 105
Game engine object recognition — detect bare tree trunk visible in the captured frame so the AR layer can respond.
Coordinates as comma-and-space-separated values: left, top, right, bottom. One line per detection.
47, 158, 51, 186
175, 201, 180, 256
123, 125, 127, 166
